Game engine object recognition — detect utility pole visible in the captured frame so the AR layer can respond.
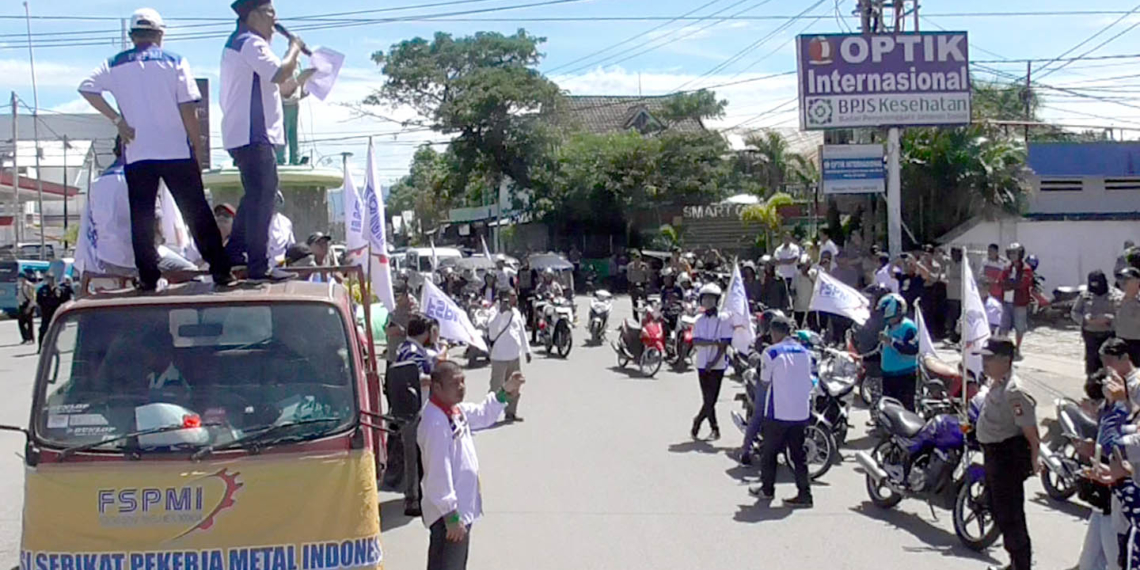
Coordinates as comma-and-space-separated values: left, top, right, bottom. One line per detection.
62, 135, 70, 248
9, 92, 19, 246
24, 1, 45, 259
1024, 61, 1032, 143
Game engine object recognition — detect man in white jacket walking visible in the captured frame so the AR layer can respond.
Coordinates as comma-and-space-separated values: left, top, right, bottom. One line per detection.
418, 361, 525, 570
487, 289, 532, 422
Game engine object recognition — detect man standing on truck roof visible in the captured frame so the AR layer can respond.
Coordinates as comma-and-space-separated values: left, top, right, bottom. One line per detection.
78, 8, 232, 291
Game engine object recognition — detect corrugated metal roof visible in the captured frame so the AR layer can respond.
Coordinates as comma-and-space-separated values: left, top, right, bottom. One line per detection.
1028, 142, 1140, 177
557, 96, 707, 135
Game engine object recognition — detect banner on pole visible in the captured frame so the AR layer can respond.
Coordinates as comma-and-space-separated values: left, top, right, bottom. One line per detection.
364, 139, 396, 311
421, 280, 488, 352
809, 271, 870, 325
724, 262, 756, 353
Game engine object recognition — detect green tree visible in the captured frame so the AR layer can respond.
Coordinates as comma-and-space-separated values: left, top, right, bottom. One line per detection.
386, 144, 453, 241
367, 30, 563, 194
740, 192, 795, 253
657, 89, 727, 127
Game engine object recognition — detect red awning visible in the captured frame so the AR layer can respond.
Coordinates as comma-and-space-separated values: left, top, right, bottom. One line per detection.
0, 171, 79, 197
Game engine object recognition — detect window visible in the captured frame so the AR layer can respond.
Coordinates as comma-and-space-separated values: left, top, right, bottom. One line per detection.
1106, 178, 1140, 191
1039, 178, 1084, 192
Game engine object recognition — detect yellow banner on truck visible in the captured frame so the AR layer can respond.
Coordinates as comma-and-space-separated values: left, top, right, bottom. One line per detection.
20, 450, 383, 570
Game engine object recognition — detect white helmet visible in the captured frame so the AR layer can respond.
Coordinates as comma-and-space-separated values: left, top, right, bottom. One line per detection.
698, 283, 722, 298
677, 272, 692, 286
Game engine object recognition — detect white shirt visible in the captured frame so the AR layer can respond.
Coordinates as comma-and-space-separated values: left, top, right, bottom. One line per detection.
984, 296, 1003, 327
759, 338, 814, 422
820, 240, 839, 270
220, 25, 285, 150
418, 392, 506, 528
773, 243, 802, 280
77, 161, 135, 272
694, 310, 733, 370
79, 46, 200, 164
267, 213, 295, 265
488, 307, 530, 361
874, 264, 900, 293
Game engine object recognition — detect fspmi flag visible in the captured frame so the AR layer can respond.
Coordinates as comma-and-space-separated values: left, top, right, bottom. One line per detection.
914, 302, 936, 357
420, 279, 488, 352
961, 257, 991, 347
342, 167, 367, 263
809, 271, 870, 325
364, 139, 396, 311
723, 262, 756, 353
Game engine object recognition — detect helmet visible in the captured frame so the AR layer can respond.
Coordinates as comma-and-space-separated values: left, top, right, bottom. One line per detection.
544, 267, 555, 276
1025, 254, 1039, 271
678, 272, 692, 286
758, 309, 787, 335
1006, 242, 1025, 258
876, 293, 907, 320
661, 267, 675, 278
698, 283, 722, 298
759, 255, 773, 266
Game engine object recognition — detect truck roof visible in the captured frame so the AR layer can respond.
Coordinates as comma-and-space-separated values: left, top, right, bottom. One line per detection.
65, 280, 350, 312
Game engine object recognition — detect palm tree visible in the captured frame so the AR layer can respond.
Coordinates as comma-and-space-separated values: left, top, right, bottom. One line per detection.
741, 192, 796, 253
744, 131, 790, 192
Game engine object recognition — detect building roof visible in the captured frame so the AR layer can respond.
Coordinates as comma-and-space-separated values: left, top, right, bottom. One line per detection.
0, 113, 119, 169
1028, 142, 1140, 177
557, 95, 707, 135
0, 171, 79, 197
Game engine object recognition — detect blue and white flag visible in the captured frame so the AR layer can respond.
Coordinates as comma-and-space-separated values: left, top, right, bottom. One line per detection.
723, 262, 756, 353
364, 139, 396, 311
914, 302, 936, 357
420, 279, 488, 352
343, 166, 368, 264
809, 271, 870, 325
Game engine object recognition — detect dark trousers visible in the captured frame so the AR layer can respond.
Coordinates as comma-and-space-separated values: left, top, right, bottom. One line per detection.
984, 437, 1033, 570
694, 368, 726, 432
758, 419, 811, 497
882, 370, 917, 412
37, 311, 54, 349
945, 299, 962, 341
17, 304, 33, 342
227, 144, 279, 277
793, 311, 807, 329
1082, 330, 1114, 376
427, 518, 470, 570
123, 158, 230, 288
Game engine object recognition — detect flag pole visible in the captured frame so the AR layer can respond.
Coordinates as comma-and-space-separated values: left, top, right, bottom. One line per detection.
366, 137, 374, 309
961, 248, 968, 418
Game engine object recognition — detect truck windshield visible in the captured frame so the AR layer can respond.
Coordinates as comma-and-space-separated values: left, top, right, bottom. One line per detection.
35, 302, 357, 452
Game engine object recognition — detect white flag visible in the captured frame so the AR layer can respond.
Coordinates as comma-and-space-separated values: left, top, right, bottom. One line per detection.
914, 302, 936, 357
481, 235, 492, 260
420, 279, 488, 352
158, 187, 199, 263
74, 194, 103, 276
723, 262, 756, 353
809, 271, 870, 325
364, 139, 396, 311
342, 167, 368, 263
961, 257, 991, 347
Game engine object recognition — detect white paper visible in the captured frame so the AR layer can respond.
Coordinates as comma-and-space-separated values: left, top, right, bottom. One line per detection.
305, 47, 345, 101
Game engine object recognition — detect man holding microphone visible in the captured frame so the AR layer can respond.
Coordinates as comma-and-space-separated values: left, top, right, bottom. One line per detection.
78, 8, 231, 291
221, 0, 313, 280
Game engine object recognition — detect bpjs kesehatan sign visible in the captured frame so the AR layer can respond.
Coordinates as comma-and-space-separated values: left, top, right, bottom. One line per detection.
796, 32, 971, 130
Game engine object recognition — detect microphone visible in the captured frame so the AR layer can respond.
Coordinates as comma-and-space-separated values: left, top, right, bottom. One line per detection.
273, 23, 312, 56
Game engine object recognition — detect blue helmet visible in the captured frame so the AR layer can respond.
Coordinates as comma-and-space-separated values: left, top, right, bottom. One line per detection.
876, 293, 907, 320
1025, 254, 1039, 271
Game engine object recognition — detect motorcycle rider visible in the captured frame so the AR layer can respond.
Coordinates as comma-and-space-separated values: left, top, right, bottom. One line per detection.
478, 271, 499, 304
999, 242, 1034, 360
877, 293, 920, 412
537, 267, 564, 299
976, 337, 1040, 570
691, 283, 732, 441
1073, 270, 1124, 376
746, 315, 815, 507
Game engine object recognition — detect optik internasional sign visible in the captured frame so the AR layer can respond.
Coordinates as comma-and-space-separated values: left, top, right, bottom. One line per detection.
796, 32, 971, 130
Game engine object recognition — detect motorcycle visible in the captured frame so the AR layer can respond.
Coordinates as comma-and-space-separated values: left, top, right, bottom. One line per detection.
535, 295, 574, 358
588, 290, 613, 345
464, 295, 495, 367
1038, 397, 1098, 502
613, 311, 666, 377
814, 347, 861, 445
665, 300, 697, 370
855, 396, 1001, 551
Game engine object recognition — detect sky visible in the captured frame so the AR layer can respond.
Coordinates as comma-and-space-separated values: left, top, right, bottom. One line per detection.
2, 0, 1140, 185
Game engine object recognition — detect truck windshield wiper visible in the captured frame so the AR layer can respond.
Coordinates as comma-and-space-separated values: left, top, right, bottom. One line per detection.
190, 418, 343, 461
59, 423, 217, 461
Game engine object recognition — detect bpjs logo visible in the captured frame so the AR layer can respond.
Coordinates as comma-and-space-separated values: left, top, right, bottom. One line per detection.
97, 469, 242, 537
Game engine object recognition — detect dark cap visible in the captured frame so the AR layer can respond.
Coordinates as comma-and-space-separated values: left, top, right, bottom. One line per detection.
769, 316, 794, 336
231, 0, 271, 18
213, 203, 236, 218
306, 232, 332, 246
979, 337, 1017, 359
284, 243, 313, 265
1116, 266, 1140, 281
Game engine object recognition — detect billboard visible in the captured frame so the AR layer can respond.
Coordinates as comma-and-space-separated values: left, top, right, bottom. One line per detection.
796, 32, 970, 130
821, 144, 884, 194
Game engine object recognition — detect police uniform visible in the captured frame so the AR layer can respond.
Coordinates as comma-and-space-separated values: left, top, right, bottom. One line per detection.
79, 9, 230, 290
976, 362, 1037, 570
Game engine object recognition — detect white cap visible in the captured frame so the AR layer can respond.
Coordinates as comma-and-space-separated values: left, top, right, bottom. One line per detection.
130, 8, 166, 31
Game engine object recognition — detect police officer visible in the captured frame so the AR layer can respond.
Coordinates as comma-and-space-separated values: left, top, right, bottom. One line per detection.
78, 8, 231, 291
975, 337, 1040, 570
221, 0, 313, 280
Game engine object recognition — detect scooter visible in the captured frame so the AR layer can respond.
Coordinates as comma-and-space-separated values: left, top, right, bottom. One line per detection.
588, 290, 613, 345
613, 310, 665, 377
536, 295, 574, 358
667, 301, 697, 371
1039, 397, 1098, 502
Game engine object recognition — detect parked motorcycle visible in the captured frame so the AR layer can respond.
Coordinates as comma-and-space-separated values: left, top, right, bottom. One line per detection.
613, 311, 666, 377
1039, 397, 1098, 502
855, 396, 1001, 551
464, 295, 495, 367
815, 347, 860, 445
535, 295, 574, 358
588, 290, 613, 345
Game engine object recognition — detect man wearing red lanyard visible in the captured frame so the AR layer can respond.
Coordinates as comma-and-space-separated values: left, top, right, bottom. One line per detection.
418, 361, 525, 570
999, 243, 1034, 360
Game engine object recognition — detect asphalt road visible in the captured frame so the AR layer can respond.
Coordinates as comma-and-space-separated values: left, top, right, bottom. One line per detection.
0, 299, 1092, 569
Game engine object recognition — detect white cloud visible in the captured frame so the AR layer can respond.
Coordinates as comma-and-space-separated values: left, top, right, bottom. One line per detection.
0, 58, 92, 89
